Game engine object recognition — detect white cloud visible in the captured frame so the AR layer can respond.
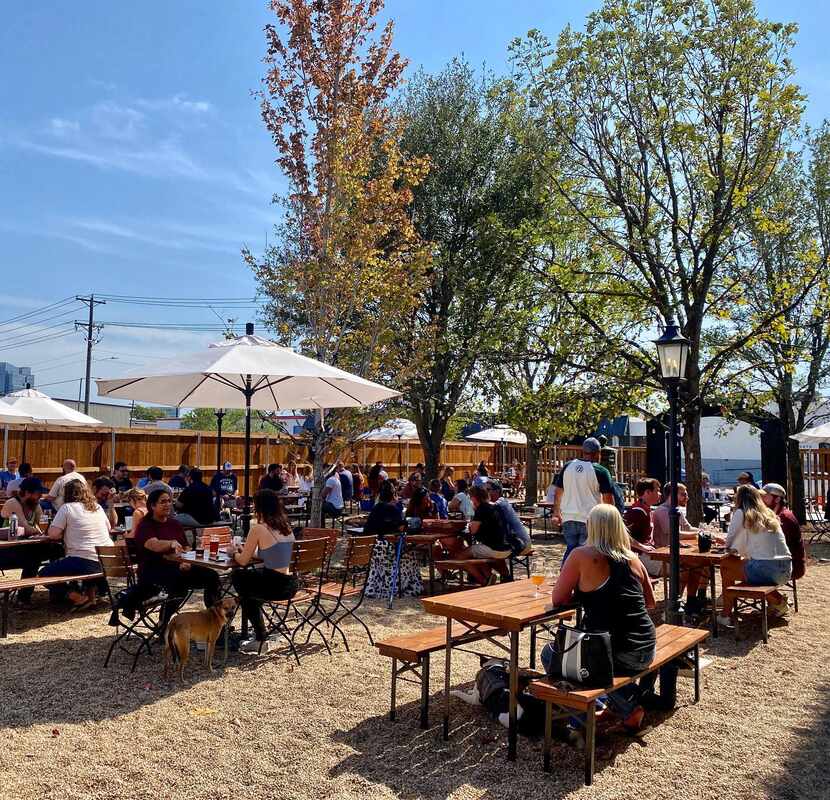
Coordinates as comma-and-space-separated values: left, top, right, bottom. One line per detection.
49, 117, 80, 136
135, 94, 213, 114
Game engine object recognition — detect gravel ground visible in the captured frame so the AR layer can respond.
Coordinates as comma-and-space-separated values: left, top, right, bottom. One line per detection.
1, 539, 828, 800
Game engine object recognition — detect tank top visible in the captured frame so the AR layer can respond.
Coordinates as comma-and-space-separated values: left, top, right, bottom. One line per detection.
258, 525, 295, 573
574, 555, 656, 665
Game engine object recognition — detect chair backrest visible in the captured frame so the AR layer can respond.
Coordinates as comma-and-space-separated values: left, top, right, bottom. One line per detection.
345, 535, 376, 569
292, 536, 329, 576
96, 544, 131, 579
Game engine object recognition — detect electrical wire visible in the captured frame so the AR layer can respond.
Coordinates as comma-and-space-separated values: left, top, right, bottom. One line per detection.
0, 330, 76, 354
0, 297, 80, 332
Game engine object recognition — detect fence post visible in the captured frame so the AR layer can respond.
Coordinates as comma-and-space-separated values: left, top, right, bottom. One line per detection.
110, 428, 116, 468
196, 432, 202, 467
2, 425, 7, 465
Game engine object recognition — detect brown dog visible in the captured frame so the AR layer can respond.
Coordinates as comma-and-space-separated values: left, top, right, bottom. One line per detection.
163, 597, 238, 680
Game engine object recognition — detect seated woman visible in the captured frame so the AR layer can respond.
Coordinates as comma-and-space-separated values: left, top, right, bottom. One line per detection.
42, 479, 112, 608
297, 465, 314, 495
439, 466, 456, 503
441, 485, 511, 586
129, 489, 220, 618
125, 487, 147, 537
405, 487, 437, 521
448, 479, 475, 520
364, 480, 421, 598
542, 504, 672, 731
229, 490, 297, 652
363, 480, 405, 537
719, 484, 792, 624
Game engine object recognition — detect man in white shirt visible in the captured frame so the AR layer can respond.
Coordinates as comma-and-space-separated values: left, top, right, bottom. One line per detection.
46, 459, 87, 509
321, 463, 345, 520
550, 438, 614, 561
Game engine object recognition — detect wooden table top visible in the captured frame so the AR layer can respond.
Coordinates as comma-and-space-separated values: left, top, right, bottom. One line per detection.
0, 535, 51, 549
649, 544, 729, 565
168, 551, 237, 572
422, 578, 571, 632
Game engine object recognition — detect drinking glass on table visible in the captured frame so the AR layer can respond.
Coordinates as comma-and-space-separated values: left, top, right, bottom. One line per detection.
530, 567, 547, 598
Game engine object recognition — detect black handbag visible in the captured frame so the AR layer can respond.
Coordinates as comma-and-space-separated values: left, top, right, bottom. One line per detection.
546, 623, 614, 688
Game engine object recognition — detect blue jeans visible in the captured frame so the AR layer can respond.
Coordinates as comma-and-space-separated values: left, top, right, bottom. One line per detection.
745, 558, 791, 586
561, 521, 587, 563
38, 556, 108, 600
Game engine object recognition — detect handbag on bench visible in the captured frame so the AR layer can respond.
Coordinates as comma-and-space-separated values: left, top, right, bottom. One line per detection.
545, 623, 614, 688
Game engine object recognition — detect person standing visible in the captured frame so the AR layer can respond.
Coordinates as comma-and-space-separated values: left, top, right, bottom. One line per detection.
46, 459, 87, 510
549, 438, 615, 562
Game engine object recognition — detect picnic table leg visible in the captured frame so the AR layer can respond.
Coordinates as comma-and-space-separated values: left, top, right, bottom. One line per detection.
709, 565, 718, 638
761, 595, 768, 644
543, 701, 553, 772
529, 624, 537, 669
390, 657, 397, 721
442, 617, 452, 740
693, 643, 700, 703
428, 548, 436, 596
1, 590, 8, 638
507, 629, 519, 761
420, 654, 430, 729
584, 701, 596, 785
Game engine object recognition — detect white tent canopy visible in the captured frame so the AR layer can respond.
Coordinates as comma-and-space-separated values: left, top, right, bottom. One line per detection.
357, 418, 419, 441
96, 333, 400, 410
791, 422, 830, 444
465, 424, 527, 445
1, 388, 102, 426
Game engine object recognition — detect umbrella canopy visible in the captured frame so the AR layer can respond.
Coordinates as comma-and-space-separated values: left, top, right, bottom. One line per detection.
357, 418, 419, 441
0, 400, 37, 424
791, 422, 830, 444
95, 327, 400, 531
465, 424, 527, 445
1, 388, 102, 426
96, 333, 400, 409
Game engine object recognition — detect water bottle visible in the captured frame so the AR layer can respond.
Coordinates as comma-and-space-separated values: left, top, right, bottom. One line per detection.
9, 513, 18, 540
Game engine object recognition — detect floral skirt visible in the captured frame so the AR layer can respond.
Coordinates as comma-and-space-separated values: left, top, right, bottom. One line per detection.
364, 538, 423, 599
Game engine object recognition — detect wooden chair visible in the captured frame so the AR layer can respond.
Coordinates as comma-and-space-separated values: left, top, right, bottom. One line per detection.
97, 545, 182, 672
317, 535, 376, 650
197, 526, 232, 549
299, 527, 341, 578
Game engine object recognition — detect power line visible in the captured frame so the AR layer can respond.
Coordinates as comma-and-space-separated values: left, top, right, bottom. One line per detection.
94, 321, 243, 331
0, 330, 75, 354
0, 297, 79, 332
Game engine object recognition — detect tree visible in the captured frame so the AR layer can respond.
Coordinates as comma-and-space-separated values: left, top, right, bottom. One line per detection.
132, 405, 167, 422
717, 133, 830, 521
395, 58, 544, 479
510, 0, 804, 522
180, 408, 275, 433
244, 0, 429, 523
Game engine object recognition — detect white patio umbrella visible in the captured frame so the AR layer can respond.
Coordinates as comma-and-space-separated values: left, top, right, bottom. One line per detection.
791, 422, 830, 444
465, 424, 528, 445
0, 400, 38, 424
96, 325, 401, 528
358, 418, 419, 478
1, 388, 102, 426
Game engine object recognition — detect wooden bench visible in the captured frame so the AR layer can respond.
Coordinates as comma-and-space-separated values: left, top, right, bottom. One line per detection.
528, 624, 709, 785
1, 573, 105, 637
376, 623, 505, 728
723, 583, 781, 643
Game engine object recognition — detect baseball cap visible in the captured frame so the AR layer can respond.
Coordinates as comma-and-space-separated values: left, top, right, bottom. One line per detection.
19, 477, 45, 494
582, 437, 601, 454
223, 461, 233, 470
761, 483, 786, 499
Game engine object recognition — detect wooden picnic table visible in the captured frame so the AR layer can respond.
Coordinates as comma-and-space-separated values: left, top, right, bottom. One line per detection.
0, 535, 51, 549
648, 544, 729, 636
422, 579, 575, 761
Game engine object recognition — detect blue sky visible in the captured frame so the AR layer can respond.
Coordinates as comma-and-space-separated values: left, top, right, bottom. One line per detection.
1, 0, 827, 404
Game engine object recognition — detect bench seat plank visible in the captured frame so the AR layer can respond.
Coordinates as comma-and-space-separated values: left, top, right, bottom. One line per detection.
376, 622, 504, 662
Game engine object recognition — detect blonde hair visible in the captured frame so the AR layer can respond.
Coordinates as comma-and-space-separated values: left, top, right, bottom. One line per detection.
587, 504, 636, 562
734, 485, 781, 534
126, 488, 147, 505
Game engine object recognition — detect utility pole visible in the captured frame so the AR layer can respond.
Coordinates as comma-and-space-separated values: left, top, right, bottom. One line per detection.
75, 295, 106, 415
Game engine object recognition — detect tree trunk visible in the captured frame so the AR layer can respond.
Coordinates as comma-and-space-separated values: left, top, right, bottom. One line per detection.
310, 423, 327, 528
787, 437, 807, 524
412, 409, 448, 483
525, 443, 540, 504
681, 394, 704, 526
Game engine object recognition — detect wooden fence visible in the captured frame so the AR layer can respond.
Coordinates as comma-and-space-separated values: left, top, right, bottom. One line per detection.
802, 448, 830, 507
0, 423, 661, 493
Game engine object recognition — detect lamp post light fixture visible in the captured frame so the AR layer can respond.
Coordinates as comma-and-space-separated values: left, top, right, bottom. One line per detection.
397, 432, 403, 479
654, 318, 690, 625
215, 408, 227, 474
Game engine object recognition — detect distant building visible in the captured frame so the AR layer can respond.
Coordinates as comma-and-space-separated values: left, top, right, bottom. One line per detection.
53, 398, 132, 428
0, 362, 34, 395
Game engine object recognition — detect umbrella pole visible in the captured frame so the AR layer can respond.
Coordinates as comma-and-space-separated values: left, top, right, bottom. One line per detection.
242, 378, 252, 535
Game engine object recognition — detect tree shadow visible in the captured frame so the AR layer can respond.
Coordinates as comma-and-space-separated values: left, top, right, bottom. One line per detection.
766, 681, 830, 800
329, 689, 677, 798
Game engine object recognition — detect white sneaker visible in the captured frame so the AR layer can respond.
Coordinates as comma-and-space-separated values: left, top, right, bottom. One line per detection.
239, 638, 264, 654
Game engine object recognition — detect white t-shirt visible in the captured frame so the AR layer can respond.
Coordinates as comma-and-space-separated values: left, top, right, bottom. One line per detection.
324, 475, 344, 510
47, 472, 87, 509
51, 501, 112, 561
557, 459, 613, 524
452, 492, 475, 519
298, 476, 313, 493
5, 477, 23, 495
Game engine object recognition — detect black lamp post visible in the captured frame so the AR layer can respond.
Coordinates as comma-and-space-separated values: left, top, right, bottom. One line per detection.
654, 318, 690, 625
397, 432, 403, 479
215, 408, 226, 473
